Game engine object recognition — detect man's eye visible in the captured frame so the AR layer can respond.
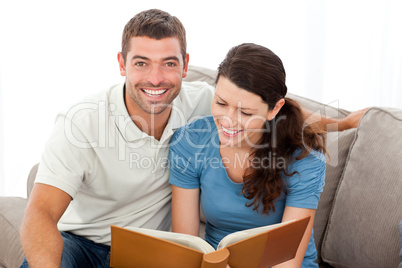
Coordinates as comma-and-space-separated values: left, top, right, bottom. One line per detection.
135, 62, 146, 67
166, 62, 176, 67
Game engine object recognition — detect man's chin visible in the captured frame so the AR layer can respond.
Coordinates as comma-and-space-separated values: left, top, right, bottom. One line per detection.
144, 104, 171, 115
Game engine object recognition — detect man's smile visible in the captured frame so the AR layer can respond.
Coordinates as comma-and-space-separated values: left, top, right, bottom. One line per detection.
141, 88, 168, 97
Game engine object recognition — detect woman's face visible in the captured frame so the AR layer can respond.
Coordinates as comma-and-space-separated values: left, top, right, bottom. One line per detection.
212, 76, 275, 148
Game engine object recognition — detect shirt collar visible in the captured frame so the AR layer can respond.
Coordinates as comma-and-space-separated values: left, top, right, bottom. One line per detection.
109, 83, 186, 143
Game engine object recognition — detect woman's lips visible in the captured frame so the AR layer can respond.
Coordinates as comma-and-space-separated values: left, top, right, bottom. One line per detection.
221, 124, 243, 137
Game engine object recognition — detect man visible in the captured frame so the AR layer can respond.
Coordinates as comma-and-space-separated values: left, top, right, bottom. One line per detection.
20, 9, 365, 267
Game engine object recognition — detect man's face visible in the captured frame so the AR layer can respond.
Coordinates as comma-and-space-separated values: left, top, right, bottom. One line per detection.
118, 36, 189, 115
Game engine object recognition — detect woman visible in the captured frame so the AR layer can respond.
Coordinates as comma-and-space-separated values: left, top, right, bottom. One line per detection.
169, 43, 326, 267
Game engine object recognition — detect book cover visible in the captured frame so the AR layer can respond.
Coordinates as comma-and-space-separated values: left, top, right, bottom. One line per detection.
110, 216, 310, 268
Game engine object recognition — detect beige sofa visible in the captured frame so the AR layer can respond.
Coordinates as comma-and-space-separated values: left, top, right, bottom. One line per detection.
1, 66, 402, 268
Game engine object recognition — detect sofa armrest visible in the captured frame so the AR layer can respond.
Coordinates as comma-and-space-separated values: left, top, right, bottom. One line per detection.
27, 163, 39, 199
0, 197, 27, 268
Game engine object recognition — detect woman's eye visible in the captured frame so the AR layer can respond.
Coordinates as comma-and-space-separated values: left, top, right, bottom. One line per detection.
215, 101, 225, 106
241, 111, 252, 116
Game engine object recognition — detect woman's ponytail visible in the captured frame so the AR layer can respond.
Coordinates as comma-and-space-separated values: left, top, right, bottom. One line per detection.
242, 97, 326, 214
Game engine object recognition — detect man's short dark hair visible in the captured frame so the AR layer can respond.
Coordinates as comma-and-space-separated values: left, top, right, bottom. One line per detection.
121, 9, 187, 64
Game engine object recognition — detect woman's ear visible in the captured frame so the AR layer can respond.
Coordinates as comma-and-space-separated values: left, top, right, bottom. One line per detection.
267, 98, 285, 121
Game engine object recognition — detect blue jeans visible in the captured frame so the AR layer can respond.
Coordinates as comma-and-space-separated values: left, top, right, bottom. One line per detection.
20, 231, 110, 268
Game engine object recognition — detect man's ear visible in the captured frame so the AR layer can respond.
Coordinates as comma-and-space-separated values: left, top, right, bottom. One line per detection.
182, 53, 190, 78
267, 98, 285, 121
117, 52, 126, 76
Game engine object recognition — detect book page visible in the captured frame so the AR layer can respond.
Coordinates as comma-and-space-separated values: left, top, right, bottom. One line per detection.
217, 220, 296, 250
125, 226, 216, 254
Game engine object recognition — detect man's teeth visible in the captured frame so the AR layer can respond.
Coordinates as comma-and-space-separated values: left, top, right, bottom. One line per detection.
143, 89, 167, 96
222, 125, 242, 135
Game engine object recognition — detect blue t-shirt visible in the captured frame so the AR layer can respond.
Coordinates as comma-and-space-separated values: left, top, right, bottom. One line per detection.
169, 116, 325, 267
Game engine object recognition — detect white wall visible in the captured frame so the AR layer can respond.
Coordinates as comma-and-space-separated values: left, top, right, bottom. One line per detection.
1, 0, 401, 197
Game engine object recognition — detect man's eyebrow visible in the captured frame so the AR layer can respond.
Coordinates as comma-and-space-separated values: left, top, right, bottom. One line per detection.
130, 55, 180, 62
163, 56, 180, 62
131, 55, 149, 61
215, 93, 258, 110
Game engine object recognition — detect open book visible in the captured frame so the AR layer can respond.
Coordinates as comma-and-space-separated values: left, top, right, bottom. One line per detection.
110, 216, 310, 268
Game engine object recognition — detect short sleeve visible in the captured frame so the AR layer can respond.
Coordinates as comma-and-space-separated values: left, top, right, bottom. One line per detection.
36, 114, 96, 198
168, 126, 201, 189
284, 150, 326, 209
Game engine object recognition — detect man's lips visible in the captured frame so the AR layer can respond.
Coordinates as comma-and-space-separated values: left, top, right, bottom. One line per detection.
141, 88, 168, 97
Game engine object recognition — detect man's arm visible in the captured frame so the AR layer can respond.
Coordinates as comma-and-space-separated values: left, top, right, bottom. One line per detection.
301, 107, 368, 131
21, 183, 72, 268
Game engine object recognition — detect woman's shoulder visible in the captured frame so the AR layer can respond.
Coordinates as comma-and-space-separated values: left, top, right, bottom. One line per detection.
182, 116, 215, 131
171, 116, 217, 147
287, 148, 326, 173
284, 148, 326, 208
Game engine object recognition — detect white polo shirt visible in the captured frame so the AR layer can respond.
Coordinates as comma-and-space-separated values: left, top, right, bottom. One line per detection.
35, 81, 214, 245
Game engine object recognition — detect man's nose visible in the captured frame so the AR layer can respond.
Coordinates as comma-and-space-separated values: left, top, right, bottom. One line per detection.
146, 66, 165, 86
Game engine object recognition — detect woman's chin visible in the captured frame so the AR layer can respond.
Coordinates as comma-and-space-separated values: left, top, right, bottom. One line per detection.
219, 134, 241, 148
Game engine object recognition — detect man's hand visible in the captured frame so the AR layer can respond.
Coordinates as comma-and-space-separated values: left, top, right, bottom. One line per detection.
337, 108, 369, 131
302, 107, 369, 132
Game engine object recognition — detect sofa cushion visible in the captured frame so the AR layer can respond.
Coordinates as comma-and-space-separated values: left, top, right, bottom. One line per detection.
399, 220, 402, 268
321, 107, 402, 267
313, 128, 356, 263
0, 197, 27, 268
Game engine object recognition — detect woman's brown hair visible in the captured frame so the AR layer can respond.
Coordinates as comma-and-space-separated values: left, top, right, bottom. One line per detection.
216, 43, 326, 214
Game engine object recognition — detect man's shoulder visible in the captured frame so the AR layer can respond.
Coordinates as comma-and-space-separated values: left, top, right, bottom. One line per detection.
171, 81, 214, 124
182, 80, 214, 90
60, 83, 123, 123
180, 81, 214, 96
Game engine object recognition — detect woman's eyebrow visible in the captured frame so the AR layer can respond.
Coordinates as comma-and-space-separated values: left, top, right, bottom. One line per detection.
215, 93, 258, 110
215, 93, 226, 102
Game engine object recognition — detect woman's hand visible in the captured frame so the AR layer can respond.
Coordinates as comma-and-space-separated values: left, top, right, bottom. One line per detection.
272, 206, 316, 268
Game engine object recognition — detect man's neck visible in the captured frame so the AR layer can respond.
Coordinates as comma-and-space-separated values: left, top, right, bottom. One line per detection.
124, 92, 171, 141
